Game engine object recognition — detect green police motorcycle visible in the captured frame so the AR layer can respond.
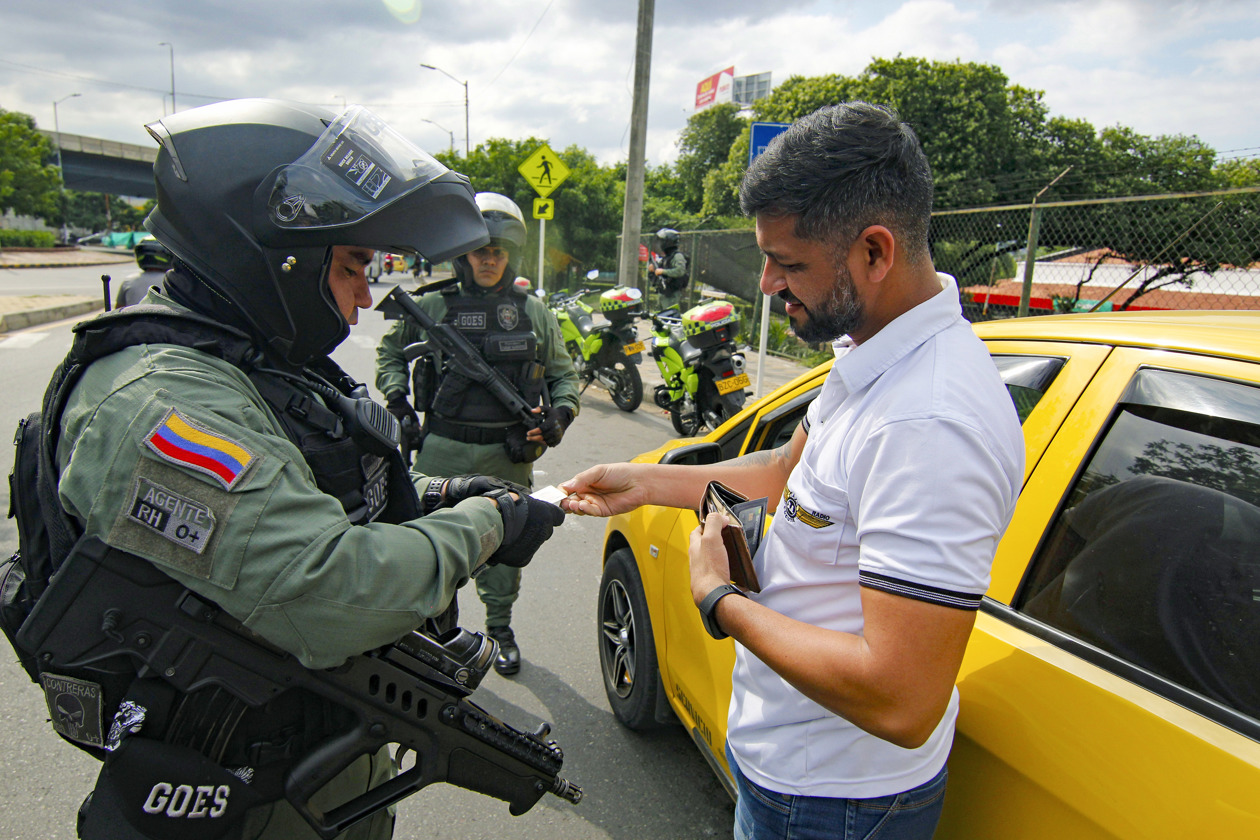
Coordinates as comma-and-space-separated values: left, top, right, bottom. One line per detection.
649, 299, 750, 436
548, 286, 647, 411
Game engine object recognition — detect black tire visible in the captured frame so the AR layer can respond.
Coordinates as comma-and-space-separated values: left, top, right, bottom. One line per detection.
670, 399, 701, 436
598, 547, 666, 730
697, 375, 742, 432
608, 360, 643, 412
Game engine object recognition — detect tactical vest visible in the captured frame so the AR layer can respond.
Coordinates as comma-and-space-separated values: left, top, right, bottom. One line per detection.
415, 286, 544, 426
2, 303, 432, 791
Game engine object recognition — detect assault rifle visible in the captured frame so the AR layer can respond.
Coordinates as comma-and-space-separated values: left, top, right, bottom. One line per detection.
377, 283, 542, 429
17, 538, 581, 839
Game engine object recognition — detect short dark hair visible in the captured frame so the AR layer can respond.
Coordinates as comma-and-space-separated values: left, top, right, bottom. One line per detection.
739, 102, 933, 258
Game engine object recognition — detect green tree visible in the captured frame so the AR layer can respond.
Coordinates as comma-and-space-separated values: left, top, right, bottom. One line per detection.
674, 103, 747, 214
0, 108, 60, 219
63, 191, 152, 234
437, 138, 626, 284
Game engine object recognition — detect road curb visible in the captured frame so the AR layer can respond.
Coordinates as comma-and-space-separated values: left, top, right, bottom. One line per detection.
0, 301, 102, 333
0, 261, 129, 269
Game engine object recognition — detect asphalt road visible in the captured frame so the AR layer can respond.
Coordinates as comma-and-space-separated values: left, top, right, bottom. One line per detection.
0, 266, 809, 839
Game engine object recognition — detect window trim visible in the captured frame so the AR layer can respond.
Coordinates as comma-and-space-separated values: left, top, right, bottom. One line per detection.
1004, 363, 1260, 742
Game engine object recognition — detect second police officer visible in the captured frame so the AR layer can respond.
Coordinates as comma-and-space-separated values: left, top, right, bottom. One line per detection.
650, 227, 689, 311
376, 194, 580, 675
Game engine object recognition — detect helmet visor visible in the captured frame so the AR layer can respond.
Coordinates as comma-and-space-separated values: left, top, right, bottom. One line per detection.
262, 105, 448, 230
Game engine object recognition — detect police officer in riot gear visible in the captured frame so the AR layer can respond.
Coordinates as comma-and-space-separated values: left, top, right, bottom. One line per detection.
376, 193, 580, 676
650, 227, 689, 311
20, 99, 564, 840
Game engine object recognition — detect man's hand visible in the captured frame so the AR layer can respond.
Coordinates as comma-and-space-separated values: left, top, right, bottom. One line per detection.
486, 490, 565, 568
557, 463, 648, 517
689, 512, 734, 603
526, 406, 573, 448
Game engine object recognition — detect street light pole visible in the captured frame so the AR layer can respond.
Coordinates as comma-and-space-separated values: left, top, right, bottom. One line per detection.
421, 118, 455, 155
53, 92, 81, 245
158, 42, 175, 113
419, 63, 469, 156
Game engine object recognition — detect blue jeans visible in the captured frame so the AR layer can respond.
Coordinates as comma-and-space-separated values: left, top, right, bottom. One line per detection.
727, 743, 948, 840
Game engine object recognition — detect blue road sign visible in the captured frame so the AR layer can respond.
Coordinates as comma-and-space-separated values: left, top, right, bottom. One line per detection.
749, 122, 790, 166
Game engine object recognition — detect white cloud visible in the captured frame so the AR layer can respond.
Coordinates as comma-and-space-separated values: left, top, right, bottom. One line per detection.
0, 0, 1256, 170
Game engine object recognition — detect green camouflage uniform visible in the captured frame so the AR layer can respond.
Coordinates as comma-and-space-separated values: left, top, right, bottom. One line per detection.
57, 292, 503, 839
653, 250, 689, 311
375, 284, 579, 629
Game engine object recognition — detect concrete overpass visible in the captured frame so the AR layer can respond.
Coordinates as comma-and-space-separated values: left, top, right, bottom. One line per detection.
38, 130, 157, 199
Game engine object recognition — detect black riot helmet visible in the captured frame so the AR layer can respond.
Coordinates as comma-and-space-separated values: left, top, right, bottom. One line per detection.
655, 227, 680, 253
144, 99, 489, 364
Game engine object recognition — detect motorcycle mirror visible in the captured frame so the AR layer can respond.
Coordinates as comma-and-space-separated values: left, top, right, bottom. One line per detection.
586, 269, 600, 280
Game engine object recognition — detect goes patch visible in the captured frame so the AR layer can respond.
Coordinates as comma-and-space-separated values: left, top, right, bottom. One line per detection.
127, 477, 216, 554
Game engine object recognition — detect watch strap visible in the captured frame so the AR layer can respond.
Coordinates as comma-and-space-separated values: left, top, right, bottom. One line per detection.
698, 583, 746, 640
421, 477, 447, 514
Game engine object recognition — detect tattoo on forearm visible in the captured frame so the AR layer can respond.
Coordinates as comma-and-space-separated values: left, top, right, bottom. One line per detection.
735, 442, 792, 472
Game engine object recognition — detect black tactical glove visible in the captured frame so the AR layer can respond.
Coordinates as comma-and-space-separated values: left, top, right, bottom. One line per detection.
386, 394, 422, 452
420, 475, 530, 515
504, 425, 545, 464
537, 406, 574, 448
485, 489, 565, 568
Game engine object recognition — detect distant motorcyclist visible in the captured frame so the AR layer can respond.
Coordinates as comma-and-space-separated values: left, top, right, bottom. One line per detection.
650, 227, 689, 311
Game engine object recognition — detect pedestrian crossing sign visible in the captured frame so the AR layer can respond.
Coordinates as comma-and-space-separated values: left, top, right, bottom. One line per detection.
518, 144, 570, 199
533, 197, 555, 220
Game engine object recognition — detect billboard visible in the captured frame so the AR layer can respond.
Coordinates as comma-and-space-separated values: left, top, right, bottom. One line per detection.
695, 67, 735, 111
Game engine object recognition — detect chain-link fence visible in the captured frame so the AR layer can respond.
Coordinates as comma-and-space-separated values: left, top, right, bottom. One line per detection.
619, 187, 1260, 328
932, 187, 1260, 321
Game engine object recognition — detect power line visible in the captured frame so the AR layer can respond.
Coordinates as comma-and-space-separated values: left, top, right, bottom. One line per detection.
486, 0, 555, 89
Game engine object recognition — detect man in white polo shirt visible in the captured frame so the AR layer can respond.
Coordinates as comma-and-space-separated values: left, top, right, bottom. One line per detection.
560, 102, 1024, 840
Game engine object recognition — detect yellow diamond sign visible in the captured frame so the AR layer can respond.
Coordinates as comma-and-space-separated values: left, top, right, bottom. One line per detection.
518, 144, 570, 199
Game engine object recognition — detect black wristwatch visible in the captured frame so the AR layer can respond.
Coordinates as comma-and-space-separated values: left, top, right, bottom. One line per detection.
698, 583, 746, 640
421, 477, 447, 514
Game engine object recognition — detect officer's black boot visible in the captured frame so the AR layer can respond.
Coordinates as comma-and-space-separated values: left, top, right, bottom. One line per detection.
488, 626, 520, 676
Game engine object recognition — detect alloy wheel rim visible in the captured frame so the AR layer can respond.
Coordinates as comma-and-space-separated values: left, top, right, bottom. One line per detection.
600, 578, 636, 698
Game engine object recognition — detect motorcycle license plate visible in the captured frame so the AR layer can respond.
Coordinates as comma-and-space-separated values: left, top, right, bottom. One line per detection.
623, 340, 646, 355
715, 372, 750, 395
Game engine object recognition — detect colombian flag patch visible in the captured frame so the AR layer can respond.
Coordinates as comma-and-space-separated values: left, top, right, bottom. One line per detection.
145, 408, 255, 490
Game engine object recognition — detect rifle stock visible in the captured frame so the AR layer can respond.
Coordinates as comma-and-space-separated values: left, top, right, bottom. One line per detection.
19, 538, 581, 839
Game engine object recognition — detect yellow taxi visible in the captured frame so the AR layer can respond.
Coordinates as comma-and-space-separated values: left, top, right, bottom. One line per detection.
596, 310, 1260, 838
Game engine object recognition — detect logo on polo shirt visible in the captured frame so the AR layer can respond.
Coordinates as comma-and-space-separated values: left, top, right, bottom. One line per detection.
781, 488, 833, 529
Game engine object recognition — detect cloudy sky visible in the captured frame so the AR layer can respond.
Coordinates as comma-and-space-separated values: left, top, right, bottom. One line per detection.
2, 0, 1258, 171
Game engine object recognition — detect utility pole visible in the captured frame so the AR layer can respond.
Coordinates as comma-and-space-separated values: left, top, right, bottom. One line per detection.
1017, 166, 1071, 317
53, 92, 81, 244
616, 0, 654, 292
420, 64, 469, 156
159, 42, 175, 113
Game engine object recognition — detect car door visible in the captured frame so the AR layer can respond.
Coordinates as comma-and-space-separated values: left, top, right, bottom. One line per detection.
942, 347, 1260, 839
656, 375, 825, 791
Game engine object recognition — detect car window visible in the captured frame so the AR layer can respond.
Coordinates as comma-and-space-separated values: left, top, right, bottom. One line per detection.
991, 355, 1065, 424
727, 388, 820, 460
1016, 367, 1260, 729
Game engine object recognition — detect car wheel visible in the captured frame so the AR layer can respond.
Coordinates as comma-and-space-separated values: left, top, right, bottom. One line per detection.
598, 547, 666, 730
